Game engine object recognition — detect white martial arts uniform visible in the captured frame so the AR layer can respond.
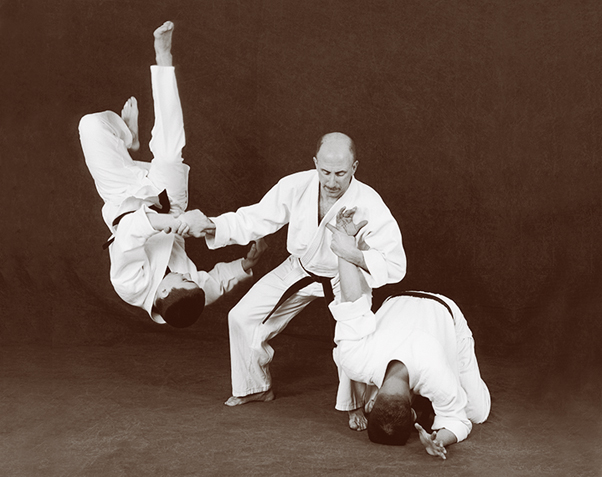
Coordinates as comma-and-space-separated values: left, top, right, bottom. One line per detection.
205, 171, 406, 404
79, 66, 251, 322
329, 292, 490, 443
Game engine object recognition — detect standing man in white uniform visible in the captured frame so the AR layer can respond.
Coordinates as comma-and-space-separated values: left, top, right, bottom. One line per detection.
326, 213, 490, 458
79, 21, 265, 328
195, 133, 406, 429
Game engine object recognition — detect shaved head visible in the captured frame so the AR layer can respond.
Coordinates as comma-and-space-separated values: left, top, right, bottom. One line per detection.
316, 132, 356, 163
313, 132, 358, 200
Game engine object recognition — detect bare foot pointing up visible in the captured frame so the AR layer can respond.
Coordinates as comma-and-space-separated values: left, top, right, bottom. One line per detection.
154, 21, 174, 67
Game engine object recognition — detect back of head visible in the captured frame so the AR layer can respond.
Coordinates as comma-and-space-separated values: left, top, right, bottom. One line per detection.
155, 286, 206, 328
367, 394, 413, 446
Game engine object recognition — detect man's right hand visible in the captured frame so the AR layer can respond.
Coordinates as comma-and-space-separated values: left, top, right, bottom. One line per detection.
178, 209, 216, 238
326, 207, 368, 264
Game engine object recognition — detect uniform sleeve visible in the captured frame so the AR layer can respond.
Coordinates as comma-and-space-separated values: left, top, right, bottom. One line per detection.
206, 177, 293, 250
200, 258, 253, 306
329, 294, 376, 343
419, 359, 473, 443
356, 205, 406, 289
109, 206, 159, 307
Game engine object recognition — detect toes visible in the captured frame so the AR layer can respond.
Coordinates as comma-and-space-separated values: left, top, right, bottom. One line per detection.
224, 397, 239, 407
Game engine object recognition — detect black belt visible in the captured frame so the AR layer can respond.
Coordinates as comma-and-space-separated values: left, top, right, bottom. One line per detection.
389, 291, 455, 323
102, 189, 171, 250
261, 265, 334, 324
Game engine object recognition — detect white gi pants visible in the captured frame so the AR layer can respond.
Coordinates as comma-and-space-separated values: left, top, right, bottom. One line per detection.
79, 66, 189, 228
453, 307, 491, 423
345, 297, 491, 421
228, 255, 365, 409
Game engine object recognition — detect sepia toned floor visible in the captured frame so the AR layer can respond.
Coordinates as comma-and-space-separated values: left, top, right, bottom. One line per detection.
2, 1, 602, 475
1, 304, 600, 477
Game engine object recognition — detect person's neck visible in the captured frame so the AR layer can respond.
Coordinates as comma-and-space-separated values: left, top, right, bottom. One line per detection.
381, 360, 411, 399
318, 192, 339, 223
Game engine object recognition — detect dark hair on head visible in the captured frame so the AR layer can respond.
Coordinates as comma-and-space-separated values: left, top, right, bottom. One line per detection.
367, 394, 413, 446
154, 286, 205, 328
316, 133, 356, 162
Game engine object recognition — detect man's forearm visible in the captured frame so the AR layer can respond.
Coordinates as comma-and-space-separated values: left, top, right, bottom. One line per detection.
338, 257, 368, 303
344, 248, 368, 273
146, 212, 177, 233
433, 428, 458, 448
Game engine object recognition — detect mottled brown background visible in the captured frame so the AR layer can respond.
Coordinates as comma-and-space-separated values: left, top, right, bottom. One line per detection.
1, 1, 601, 397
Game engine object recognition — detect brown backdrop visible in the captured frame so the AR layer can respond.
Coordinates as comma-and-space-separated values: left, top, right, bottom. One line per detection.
1, 0, 601, 394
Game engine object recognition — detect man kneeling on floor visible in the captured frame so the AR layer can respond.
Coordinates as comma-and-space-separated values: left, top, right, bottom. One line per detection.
326, 208, 491, 459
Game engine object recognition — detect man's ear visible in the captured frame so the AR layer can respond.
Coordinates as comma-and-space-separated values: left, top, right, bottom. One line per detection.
352, 160, 358, 174
411, 408, 417, 422
313, 156, 318, 167
156, 286, 169, 300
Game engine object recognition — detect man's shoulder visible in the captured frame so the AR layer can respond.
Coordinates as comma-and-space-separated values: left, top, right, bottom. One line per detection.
280, 169, 316, 182
274, 169, 316, 189
351, 178, 390, 207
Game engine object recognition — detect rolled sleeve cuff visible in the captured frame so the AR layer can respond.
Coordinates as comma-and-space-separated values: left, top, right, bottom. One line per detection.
116, 206, 158, 240
205, 216, 229, 250
233, 257, 253, 279
432, 416, 472, 443
360, 249, 387, 288
329, 295, 376, 343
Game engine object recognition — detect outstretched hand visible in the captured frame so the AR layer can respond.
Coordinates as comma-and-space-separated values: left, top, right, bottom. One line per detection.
415, 423, 447, 460
336, 207, 368, 237
242, 238, 268, 272
326, 207, 368, 261
178, 209, 215, 238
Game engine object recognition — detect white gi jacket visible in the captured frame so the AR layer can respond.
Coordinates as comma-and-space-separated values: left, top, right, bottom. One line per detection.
109, 206, 252, 324
330, 293, 479, 443
80, 66, 252, 324
206, 170, 406, 287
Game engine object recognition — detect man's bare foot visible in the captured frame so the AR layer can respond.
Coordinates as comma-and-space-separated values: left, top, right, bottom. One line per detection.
348, 407, 368, 431
121, 96, 139, 151
224, 389, 274, 407
154, 21, 174, 66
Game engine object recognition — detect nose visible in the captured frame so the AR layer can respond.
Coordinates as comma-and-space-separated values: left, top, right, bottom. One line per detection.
327, 175, 336, 187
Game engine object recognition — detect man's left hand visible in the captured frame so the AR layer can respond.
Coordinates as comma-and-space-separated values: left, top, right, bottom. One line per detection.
242, 238, 268, 272
415, 423, 447, 460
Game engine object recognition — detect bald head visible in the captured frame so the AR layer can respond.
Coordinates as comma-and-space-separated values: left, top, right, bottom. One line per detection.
316, 132, 356, 162
314, 132, 358, 200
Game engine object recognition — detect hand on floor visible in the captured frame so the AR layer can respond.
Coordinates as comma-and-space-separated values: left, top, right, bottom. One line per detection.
415, 423, 447, 460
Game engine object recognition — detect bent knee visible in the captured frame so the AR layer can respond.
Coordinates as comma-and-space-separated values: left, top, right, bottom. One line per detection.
467, 387, 491, 424
78, 113, 101, 135
78, 111, 120, 137
470, 407, 490, 424
228, 303, 270, 338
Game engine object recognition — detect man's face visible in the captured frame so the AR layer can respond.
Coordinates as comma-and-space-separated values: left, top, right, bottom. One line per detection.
157, 272, 199, 299
314, 147, 358, 201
